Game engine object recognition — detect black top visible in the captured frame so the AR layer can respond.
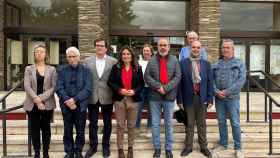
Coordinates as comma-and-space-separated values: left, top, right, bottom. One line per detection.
36, 70, 44, 95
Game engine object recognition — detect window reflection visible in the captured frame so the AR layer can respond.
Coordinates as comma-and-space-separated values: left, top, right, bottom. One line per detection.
6, 0, 78, 27
111, 0, 187, 30
221, 2, 280, 31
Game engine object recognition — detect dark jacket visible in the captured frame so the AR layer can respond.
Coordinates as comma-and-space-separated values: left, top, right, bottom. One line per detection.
177, 58, 214, 107
144, 54, 181, 101
56, 64, 92, 112
107, 64, 144, 102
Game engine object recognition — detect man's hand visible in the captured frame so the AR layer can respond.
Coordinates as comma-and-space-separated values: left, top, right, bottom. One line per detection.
64, 98, 76, 110
216, 90, 226, 99
157, 86, 166, 95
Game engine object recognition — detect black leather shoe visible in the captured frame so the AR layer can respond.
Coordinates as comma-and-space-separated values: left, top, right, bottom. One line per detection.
64, 153, 74, 158
165, 150, 173, 158
103, 148, 111, 157
153, 149, 161, 158
75, 152, 83, 158
43, 152, 49, 158
127, 147, 133, 158
34, 152, 40, 158
180, 148, 193, 156
201, 148, 212, 158
118, 149, 125, 158
84, 148, 97, 158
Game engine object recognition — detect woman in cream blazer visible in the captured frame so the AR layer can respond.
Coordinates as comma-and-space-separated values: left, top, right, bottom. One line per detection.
23, 44, 57, 158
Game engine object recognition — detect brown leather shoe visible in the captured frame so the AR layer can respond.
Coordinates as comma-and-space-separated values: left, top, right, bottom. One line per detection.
127, 147, 133, 158
118, 149, 125, 158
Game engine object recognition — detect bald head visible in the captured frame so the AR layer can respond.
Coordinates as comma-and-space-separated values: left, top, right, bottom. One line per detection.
191, 40, 201, 58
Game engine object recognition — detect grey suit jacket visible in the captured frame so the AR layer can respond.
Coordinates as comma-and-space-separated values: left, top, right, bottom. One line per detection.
23, 65, 57, 111
84, 54, 117, 105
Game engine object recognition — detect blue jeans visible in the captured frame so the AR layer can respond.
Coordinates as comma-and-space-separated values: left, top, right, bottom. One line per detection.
215, 98, 241, 150
136, 87, 151, 128
150, 101, 175, 151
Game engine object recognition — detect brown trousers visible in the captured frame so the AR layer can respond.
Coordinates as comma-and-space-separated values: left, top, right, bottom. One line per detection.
114, 97, 138, 149
184, 95, 208, 150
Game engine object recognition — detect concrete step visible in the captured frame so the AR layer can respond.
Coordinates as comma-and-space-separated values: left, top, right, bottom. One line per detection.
1, 119, 280, 135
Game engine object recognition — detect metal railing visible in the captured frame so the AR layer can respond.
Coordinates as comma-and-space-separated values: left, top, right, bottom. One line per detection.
0, 81, 32, 157
246, 70, 280, 155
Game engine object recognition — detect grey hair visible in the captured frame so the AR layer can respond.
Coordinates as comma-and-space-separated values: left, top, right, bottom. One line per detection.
66, 46, 80, 56
222, 39, 235, 48
186, 31, 199, 39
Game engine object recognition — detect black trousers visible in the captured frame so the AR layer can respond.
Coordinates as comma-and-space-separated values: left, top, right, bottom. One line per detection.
88, 101, 113, 150
62, 106, 87, 154
27, 105, 53, 153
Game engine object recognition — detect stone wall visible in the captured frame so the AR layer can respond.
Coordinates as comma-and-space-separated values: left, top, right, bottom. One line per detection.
78, 0, 108, 57
0, 0, 4, 90
190, 0, 220, 62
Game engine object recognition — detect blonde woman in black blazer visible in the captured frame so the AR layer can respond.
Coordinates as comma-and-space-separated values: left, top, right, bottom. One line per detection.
23, 45, 57, 158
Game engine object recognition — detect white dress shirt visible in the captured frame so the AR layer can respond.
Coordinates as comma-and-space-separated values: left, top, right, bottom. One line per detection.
96, 55, 106, 78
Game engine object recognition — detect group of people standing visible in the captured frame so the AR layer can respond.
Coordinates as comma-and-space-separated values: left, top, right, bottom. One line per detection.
23, 31, 246, 158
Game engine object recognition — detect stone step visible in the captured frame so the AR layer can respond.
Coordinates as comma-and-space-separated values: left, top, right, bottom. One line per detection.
3, 149, 280, 158
1, 119, 280, 135
1, 132, 280, 151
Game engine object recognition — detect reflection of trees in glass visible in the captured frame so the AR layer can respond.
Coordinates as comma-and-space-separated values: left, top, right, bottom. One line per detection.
111, 0, 139, 29
7, 0, 78, 27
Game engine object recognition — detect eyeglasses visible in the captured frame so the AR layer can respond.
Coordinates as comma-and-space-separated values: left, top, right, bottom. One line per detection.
67, 55, 78, 58
158, 44, 168, 47
95, 44, 105, 48
192, 46, 201, 49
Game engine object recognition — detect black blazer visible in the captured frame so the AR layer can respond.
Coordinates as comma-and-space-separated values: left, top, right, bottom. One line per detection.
108, 64, 144, 102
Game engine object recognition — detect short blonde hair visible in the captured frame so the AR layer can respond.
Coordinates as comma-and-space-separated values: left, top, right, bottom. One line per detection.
33, 44, 49, 64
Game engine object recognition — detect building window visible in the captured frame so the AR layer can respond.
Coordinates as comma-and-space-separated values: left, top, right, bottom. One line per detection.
5, 0, 78, 28
110, 0, 188, 31
221, 2, 280, 31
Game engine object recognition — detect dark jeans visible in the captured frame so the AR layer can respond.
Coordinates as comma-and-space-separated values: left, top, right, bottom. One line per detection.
27, 105, 53, 153
136, 87, 151, 128
61, 106, 87, 154
184, 95, 208, 150
88, 101, 113, 150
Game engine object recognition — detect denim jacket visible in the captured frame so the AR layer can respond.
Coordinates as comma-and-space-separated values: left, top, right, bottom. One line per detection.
212, 57, 246, 100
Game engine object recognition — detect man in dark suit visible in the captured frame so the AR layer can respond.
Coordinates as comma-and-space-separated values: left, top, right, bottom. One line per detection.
84, 38, 117, 158
56, 47, 92, 158
177, 40, 213, 158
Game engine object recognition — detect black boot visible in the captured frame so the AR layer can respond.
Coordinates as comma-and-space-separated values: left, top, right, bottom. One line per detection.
34, 151, 40, 158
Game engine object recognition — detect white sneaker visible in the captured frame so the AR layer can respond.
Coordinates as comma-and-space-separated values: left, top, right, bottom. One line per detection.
235, 150, 244, 158
212, 144, 227, 152
212, 144, 227, 158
